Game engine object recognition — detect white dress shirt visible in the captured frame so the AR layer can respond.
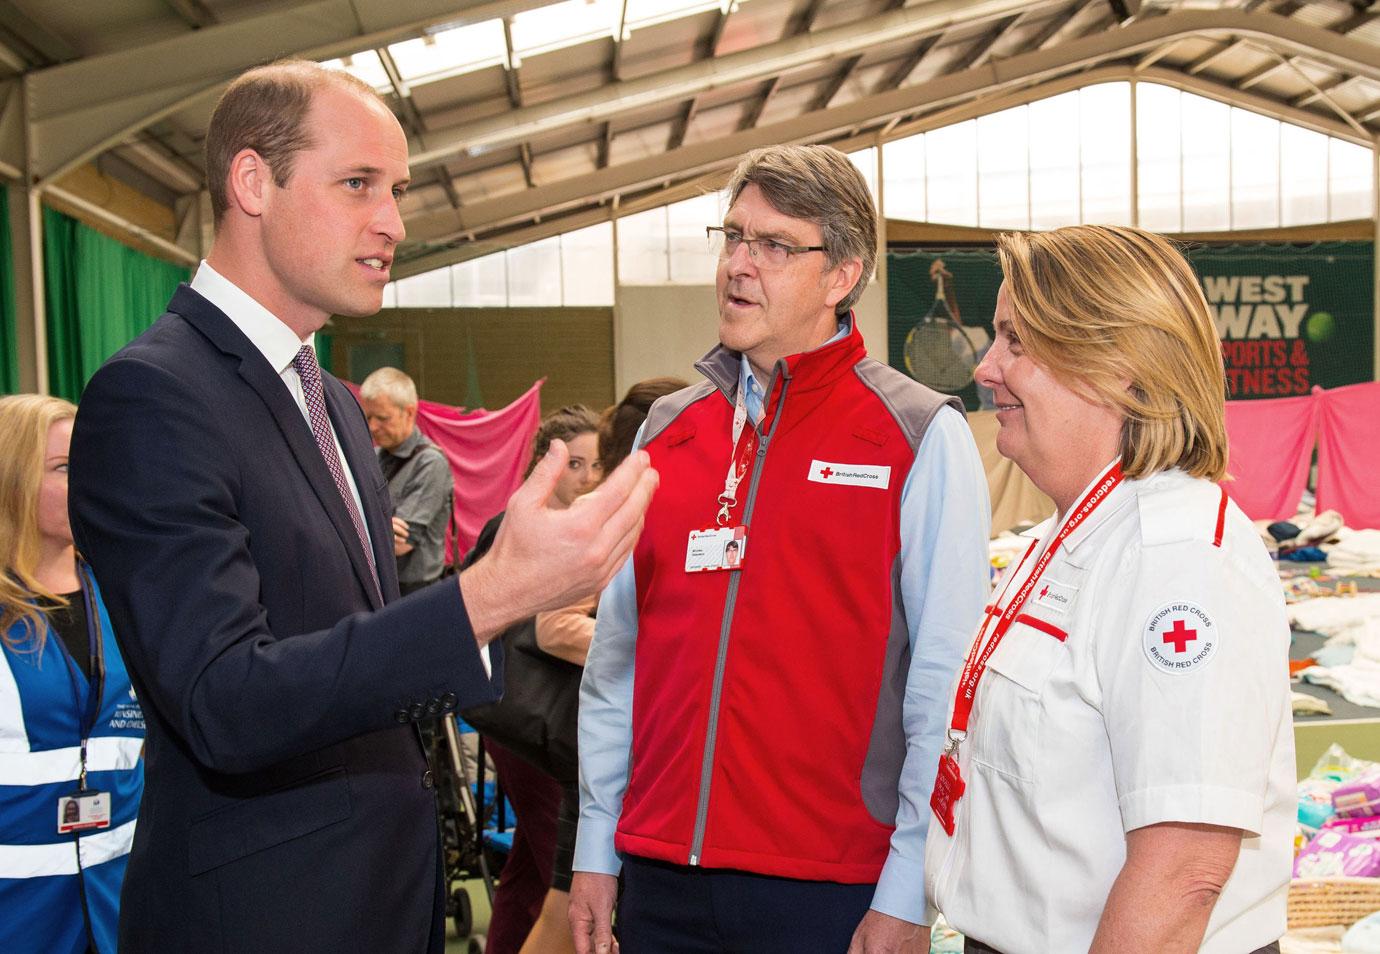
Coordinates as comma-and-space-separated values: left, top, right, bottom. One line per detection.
190, 261, 371, 545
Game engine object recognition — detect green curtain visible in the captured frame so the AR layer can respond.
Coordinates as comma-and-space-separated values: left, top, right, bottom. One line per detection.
316, 331, 333, 375
43, 206, 190, 401
0, 188, 17, 394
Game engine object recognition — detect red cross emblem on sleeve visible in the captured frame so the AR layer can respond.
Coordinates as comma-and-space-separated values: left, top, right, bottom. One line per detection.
820, 466, 833, 479
1163, 618, 1197, 654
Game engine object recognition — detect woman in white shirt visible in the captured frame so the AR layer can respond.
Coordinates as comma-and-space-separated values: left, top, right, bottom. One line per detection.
924, 225, 1293, 954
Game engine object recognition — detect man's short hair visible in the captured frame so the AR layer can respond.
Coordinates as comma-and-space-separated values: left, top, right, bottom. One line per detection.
360, 367, 419, 410
724, 144, 878, 315
205, 60, 384, 223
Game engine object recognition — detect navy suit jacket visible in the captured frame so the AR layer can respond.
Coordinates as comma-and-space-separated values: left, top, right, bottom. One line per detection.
69, 285, 501, 953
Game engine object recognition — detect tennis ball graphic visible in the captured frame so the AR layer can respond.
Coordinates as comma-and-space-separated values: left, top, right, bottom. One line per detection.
1305, 311, 1335, 343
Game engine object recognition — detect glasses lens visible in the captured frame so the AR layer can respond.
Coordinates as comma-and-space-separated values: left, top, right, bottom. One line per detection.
756, 240, 790, 267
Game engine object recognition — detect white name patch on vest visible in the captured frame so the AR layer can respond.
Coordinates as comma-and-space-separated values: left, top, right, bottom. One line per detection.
1142, 600, 1218, 675
807, 460, 891, 489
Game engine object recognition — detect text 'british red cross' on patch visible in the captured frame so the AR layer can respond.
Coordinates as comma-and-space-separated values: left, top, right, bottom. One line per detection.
1142, 600, 1218, 675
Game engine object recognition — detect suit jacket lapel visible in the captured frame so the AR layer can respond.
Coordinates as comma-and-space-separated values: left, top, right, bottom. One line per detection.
171, 287, 385, 610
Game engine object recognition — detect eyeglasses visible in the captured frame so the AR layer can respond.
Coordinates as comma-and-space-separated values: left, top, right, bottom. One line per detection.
706, 227, 826, 268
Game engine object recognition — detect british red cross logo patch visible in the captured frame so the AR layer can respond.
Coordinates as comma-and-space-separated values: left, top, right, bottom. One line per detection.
1142, 601, 1218, 675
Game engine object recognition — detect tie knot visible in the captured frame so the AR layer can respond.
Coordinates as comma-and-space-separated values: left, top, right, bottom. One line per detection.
293, 345, 319, 378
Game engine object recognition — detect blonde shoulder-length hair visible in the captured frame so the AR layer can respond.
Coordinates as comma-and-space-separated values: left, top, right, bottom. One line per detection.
995, 225, 1229, 482
0, 393, 79, 654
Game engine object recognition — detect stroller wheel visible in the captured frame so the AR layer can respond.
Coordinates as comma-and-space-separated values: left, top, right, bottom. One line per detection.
467, 934, 485, 954
451, 887, 474, 939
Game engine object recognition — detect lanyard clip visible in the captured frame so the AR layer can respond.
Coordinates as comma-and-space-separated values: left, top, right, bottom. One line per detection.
715, 493, 735, 527
944, 729, 966, 758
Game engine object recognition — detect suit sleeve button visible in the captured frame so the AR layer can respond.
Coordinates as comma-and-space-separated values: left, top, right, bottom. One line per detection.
409, 703, 425, 721
441, 692, 457, 709
394, 709, 410, 724
421, 770, 435, 790
426, 699, 441, 715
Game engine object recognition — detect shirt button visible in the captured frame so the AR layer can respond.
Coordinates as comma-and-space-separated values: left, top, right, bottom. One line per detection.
421, 770, 435, 790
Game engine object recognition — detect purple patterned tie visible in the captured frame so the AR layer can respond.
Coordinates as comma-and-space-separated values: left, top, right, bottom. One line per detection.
292, 345, 382, 601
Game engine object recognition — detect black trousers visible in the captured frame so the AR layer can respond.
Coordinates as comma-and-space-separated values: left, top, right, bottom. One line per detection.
617, 855, 875, 953
965, 938, 1281, 954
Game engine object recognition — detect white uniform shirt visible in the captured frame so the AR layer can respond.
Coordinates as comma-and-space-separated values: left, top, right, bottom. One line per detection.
925, 465, 1294, 954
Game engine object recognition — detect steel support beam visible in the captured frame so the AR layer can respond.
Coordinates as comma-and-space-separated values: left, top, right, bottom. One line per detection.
670, 2, 735, 151
399, 54, 1368, 264
1237, 9, 1378, 92
738, 0, 838, 133
405, 7, 1380, 175
6, 181, 43, 392
416, 0, 1072, 165
162, 0, 217, 30
23, 0, 559, 187
1181, 0, 1304, 77
879, 33, 941, 92
0, 0, 76, 65
814, 0, 911, 112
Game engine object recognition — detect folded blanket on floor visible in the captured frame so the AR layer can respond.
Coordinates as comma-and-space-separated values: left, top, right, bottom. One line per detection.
1300, 616, 1380, 708
1328, 528, 1380, 575
1289, 594, 1380, 642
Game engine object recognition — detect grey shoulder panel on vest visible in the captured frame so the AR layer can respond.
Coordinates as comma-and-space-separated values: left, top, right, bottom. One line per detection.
640, 381, 719, 448
852, 358, 964, 454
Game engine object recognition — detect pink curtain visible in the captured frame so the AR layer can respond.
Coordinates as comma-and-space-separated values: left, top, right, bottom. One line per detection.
1316, 381, 1380, 532
345, 380, 544, 562
1223, 392, 1318, 522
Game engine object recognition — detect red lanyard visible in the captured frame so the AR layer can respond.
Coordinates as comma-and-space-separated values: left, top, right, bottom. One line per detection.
947, 461, 1124, 744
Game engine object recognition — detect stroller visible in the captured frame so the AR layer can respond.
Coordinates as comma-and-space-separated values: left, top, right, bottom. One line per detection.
428, 715, 514, 953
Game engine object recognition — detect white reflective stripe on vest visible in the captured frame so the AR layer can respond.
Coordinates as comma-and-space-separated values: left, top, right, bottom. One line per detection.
0, 818, 138, 878
0, 736, 143, 786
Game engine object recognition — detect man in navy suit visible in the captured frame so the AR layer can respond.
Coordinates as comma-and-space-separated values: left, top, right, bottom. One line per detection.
68, 60, 656, 953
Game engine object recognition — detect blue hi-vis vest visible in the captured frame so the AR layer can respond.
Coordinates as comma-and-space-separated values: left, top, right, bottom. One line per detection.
0, 573, 145, 954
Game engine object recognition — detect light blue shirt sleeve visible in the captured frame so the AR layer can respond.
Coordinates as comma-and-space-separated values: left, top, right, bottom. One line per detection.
573, 424, 646, 876
870, 405, 991, 924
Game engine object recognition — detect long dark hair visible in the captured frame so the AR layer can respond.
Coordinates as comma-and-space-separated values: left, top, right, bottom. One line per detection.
598, 377, 688, 474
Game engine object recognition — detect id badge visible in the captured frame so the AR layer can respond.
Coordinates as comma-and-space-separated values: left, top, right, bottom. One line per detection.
57, 790, 111, 834
685, 526, 747, 572
929, 754, 965, 836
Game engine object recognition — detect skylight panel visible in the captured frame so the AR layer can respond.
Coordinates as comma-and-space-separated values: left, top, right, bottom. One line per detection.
389, 19, 509, 84
320, 51, 391, 92
510, 0, 620, 59
624, 0, 741, 32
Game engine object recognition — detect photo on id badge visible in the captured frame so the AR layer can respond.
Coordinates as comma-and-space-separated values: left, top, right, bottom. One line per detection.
686, 526, 748, 572
57, 790, 111, 834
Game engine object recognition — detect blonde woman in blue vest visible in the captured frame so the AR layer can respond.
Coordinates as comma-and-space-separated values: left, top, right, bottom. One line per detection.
0, 394, 145, 954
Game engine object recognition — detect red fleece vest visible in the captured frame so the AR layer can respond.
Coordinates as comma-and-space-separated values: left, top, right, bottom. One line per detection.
615, 324, 951, 882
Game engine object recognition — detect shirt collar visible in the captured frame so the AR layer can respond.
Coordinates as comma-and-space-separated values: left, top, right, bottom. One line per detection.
1020, 457, 1134, 558
384, 428, 425, 459
191, 260, 312, 375
736, 318, 851, 410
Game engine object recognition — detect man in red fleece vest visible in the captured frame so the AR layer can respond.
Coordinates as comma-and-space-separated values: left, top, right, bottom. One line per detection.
569, 145, 990, 954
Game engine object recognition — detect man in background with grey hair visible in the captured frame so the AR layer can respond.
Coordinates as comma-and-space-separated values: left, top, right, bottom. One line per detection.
570, 144, 990, 953
361, 367, 453, 593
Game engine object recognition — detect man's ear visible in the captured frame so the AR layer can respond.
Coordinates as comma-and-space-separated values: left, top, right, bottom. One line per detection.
824, 257, 865, 310
225, 148, 271, 218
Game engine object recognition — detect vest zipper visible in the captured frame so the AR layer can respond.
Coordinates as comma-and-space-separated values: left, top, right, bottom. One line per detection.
688, 372, 789, 866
